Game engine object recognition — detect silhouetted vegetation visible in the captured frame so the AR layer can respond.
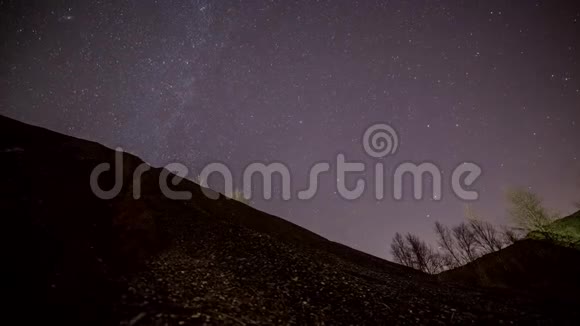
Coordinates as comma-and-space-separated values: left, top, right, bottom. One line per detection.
194, 174, 250, 205
228, 189, 251, 205
506, 187, 559, 234
506, 188, 580, 247
390, 188, 578, 274
391, 232, 445, 274
392, 217, 514, 274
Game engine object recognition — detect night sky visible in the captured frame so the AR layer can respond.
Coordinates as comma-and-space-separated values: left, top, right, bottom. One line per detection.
1, 0, 579, 258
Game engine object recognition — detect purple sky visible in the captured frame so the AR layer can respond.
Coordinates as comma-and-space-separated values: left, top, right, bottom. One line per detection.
1, 0, 579, 258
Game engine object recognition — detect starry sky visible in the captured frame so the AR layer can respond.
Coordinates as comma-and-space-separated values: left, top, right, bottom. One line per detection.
1, 0, 579, 258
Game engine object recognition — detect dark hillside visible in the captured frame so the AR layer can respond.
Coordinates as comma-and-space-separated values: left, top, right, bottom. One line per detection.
1, 115, 578, 325
439, 213, 580, 304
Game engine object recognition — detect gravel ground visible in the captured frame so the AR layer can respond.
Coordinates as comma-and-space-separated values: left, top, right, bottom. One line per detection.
113, 215, 578, 325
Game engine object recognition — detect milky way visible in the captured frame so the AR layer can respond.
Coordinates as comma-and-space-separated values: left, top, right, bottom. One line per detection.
1, 0, 579, 258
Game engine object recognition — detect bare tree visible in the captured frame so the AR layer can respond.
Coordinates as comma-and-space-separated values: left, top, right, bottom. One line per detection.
506, 188, 558, 234
468, 219, 504, 253
390, 232, 414, 268
390, 232, 444, 274
425, 251, 447, 275
465, 206, 504, 254
452, 222, 480, 262
405, 233, 432, 273
393, 206, 529, 273
434, 221, 462, 268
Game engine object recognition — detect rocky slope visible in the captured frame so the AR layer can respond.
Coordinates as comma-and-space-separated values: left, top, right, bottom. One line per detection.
1, 115, 578, 325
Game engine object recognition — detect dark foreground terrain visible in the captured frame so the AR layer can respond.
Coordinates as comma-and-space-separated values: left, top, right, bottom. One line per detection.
1, 115, 578, 325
